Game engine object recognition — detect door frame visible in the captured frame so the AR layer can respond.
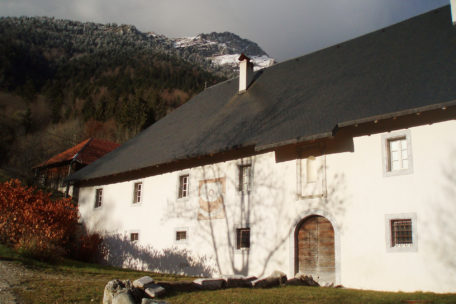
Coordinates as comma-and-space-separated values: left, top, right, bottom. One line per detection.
289, 210, 341, 285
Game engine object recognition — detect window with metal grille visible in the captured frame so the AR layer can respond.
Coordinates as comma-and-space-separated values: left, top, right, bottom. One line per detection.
94, 188, 103, 208
178, 174, 189, 198
176, 231, 187, 241
236, 228, 250, 249
388, 137, 408, 171
238, 165, 251, 192
130, 232, 139, 242
133, 182, 142, 204
391, 219, 413, 247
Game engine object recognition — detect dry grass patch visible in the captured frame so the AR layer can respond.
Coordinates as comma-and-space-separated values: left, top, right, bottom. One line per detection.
2, 245, 456, 304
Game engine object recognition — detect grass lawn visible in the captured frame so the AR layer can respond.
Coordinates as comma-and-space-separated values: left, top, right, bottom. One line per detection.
165, 287, 456, 304
1, 244, 456, 304
0, 244, 189, 303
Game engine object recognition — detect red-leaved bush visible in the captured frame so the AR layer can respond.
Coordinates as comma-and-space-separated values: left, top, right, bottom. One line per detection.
70, 231, 106, 263
0, 179, 78, 260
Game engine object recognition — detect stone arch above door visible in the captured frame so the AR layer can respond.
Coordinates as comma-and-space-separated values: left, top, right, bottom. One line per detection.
295, 215, 335, 284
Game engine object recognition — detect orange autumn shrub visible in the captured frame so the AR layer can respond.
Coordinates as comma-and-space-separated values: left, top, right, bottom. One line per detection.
70, 232, 106, 263
0, 179, 78, 260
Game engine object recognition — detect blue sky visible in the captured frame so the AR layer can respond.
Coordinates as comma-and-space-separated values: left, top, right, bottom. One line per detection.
0, 0, 449, 61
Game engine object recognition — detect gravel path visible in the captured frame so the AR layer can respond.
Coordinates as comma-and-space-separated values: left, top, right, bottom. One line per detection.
0, 259, 33, 304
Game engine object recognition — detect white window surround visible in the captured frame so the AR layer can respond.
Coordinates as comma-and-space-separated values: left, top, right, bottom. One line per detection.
385, 213, 418, 253
174, 227, 189, 244
177, 172, 190, 200
296, 155, 326, 198
236, 158, 253, 193
132, 181, 144, 205
381, 130, 413, 177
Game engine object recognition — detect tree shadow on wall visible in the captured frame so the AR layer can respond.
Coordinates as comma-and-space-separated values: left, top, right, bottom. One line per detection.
102, 234, 214, 277
162, 155, 348, 280
422, 149, 456, 286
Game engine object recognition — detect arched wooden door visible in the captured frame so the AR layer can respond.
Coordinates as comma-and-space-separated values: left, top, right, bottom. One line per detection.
295, 215, 335, 283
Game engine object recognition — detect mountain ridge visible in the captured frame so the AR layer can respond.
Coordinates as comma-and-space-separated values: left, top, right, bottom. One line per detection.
0, 16, 274, 76
0, 16, 274, 181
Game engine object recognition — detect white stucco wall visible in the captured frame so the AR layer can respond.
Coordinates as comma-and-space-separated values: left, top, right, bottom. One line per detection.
77, 119, 456, 292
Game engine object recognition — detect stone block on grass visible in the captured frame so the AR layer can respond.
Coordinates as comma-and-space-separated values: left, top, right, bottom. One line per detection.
157, 281, 202, 293
252, 277, 281, 289
141, 298, 170, 304
193, 278, 227, 290
285, 278, 304, 286
269, 270, 287, 285
224, 275, 257, 288
112, 291, 136, 304
294, 273, 319, 287
103, 279, 133, 304
133, 276, 155, 289
145, 284, 166, 298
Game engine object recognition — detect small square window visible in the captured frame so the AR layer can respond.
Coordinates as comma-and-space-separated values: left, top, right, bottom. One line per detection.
130, 232, 139, 242
94, 188, 103, 208
238, 165, 251, 192
176, 231, 187, 241
178, 174, 189, 198
236, 228, 250, 250
385, 213, 417, 252
391, 219, 412, 247
133, 182, 142, 204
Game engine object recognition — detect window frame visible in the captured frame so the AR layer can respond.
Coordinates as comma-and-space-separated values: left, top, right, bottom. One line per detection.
306, 156, 318, 183
178, 174, 190, 199
133, 181, 143, 205
385, 213, 418, 252
238, 164, 252, 192
382, 130, 413, 177
236, 227, 251, 250
174, 227, 189, 244
297, 154, 326, 198
130, 232, 139, 242
94, 188, 103, 208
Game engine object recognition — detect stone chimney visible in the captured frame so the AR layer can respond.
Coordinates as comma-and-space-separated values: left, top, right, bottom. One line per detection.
238, 53, 254, 92
452, 0, 456, 25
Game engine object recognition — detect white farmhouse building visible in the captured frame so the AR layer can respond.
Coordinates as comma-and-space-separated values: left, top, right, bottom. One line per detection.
68, 5, 456, 292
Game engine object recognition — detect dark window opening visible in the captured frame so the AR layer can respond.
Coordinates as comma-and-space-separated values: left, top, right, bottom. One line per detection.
236, 228, 250, 249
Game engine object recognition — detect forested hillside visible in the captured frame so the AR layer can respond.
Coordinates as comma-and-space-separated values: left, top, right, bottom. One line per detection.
0, 16, 271, 181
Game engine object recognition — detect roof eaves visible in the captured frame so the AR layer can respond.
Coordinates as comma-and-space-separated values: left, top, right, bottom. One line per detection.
337, 99, 456, 128
254, 131, 334, 151
33, 159, 73, 170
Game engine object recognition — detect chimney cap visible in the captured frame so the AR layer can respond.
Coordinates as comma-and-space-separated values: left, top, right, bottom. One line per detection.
238, 53, 251, 62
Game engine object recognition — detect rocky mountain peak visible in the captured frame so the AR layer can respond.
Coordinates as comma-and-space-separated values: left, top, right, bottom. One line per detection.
173, 31, 274, 72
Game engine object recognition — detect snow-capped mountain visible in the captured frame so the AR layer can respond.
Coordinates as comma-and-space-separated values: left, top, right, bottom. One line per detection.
2, 16, 274, 79
172, 32, 275, 72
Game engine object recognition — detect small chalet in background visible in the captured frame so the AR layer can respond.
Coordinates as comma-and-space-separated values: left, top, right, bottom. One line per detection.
34, 138, 119, 196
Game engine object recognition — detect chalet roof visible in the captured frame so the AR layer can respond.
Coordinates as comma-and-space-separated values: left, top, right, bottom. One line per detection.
68, 5, 456, 183
36, 138, 120, 169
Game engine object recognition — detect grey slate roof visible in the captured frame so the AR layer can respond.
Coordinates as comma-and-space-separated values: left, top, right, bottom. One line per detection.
68, 5, 456, 182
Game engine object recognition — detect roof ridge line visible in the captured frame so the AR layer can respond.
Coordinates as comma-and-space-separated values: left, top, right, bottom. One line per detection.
72, 138, 93, 162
